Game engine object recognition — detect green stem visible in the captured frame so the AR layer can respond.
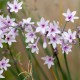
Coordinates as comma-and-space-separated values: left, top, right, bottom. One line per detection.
62, 21, 68, 33
51, 45, 67, 80
7, 44, 24, 80
56, 55, 67, 80
64, 53, 72, 80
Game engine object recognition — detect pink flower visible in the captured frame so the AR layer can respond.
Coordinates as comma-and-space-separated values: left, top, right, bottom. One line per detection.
26, 38, 40, 54
62, 44, 72, 54
47, 21, 60, 37
0, 58, 11, 71
7, 0, 23, 13
63, 9, 79, 22
62, 29, 76, 43
5, 34, 16, 46
25, 31, 37, 43
41, 56, 54, 69
5, 15, 17, 27
48, 35, 61, 49
22, 18, 34, 26
36, 17, 49, 34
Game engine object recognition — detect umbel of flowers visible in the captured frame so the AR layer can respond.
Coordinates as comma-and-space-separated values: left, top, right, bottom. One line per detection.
0, 0, 80, 79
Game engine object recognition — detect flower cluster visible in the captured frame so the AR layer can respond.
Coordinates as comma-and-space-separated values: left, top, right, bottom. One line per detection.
0, 57, 11, 78
0, 15, 18, 48
0, 0, 80, 72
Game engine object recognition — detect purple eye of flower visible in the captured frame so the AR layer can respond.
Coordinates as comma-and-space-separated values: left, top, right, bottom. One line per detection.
8, 21, 10, 23
53, 37, 56, 41
7, 37, 10, 41
14, 6, 18, 9
42, 24, 45, 28
68, 15, 72, 19
30, 33, 34, 37
51, 28, 55, 32
1, 62, 5, 66
64, 46, 68, 50
48, 58, 52, 61
70, 35, 72, 39
33, 45, 36, 48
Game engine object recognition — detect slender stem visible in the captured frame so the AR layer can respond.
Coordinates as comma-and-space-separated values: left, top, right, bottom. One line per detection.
64, 53, 72, 80
51, 45, 67, 80
7, 44, 23, 80
62, 21, 68, 33
50, 67, 58, 80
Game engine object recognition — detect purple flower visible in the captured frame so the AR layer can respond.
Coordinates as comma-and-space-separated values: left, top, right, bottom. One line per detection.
5, 34, 16, 46
62, 44, 72, 54
7, 0, 23, 13
0, 57, 11, 71
62, 29, 76, 43
25, 31, 37, 43
36, 17, 49, 34
47, 21, 60, 37
41, 56, 54, 69
48, 35, 61, 49
63, 9, 79, 22
26, 37, 40, 54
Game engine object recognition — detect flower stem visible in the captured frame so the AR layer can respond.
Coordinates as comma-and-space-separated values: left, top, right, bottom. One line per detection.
7, 44, 24, 80
50, 67, 58, 80
51, 45, 67, 80
64, 52, 72, 80
62, 21, 68, 33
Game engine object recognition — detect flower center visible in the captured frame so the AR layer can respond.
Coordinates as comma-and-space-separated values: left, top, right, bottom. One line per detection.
1, 62, 5, 66
30, 33, 34, 37
42, 24, 45, 28
70, 35, 72, 39
64, 46, 68, 50
68, 15, 72, 19
51, 28, 55, 32
7, 37, 10, 41
48, 58, 52, 61
8, 21, 10, 23
53, 37, 56, 41
33, 45, 36, 48
14, 6, 18, 9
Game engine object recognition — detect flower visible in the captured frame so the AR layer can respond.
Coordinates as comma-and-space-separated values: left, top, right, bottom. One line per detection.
48, 35, 61, 49
41, 56, 54, 69
26, 43, 39, 54
5, 34, 16, 46
5, 15, 17, 27
25, 31, 37, 43
36, 17, 49, 34
0, 70, 4, 78
0, 58, 11, 71
47, 22, 60, 37
62, 44, 72, 54
7, 0, 23, 13
22, 18, 34, 26
8, 28, 18, 37
26, 37, 40, 54
62, 9, 79, 22
62, 29, 76, 43
21, 18, 34, 32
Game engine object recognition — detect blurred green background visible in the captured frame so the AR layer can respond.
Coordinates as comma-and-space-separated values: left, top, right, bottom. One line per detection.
0, 0, 80, 80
